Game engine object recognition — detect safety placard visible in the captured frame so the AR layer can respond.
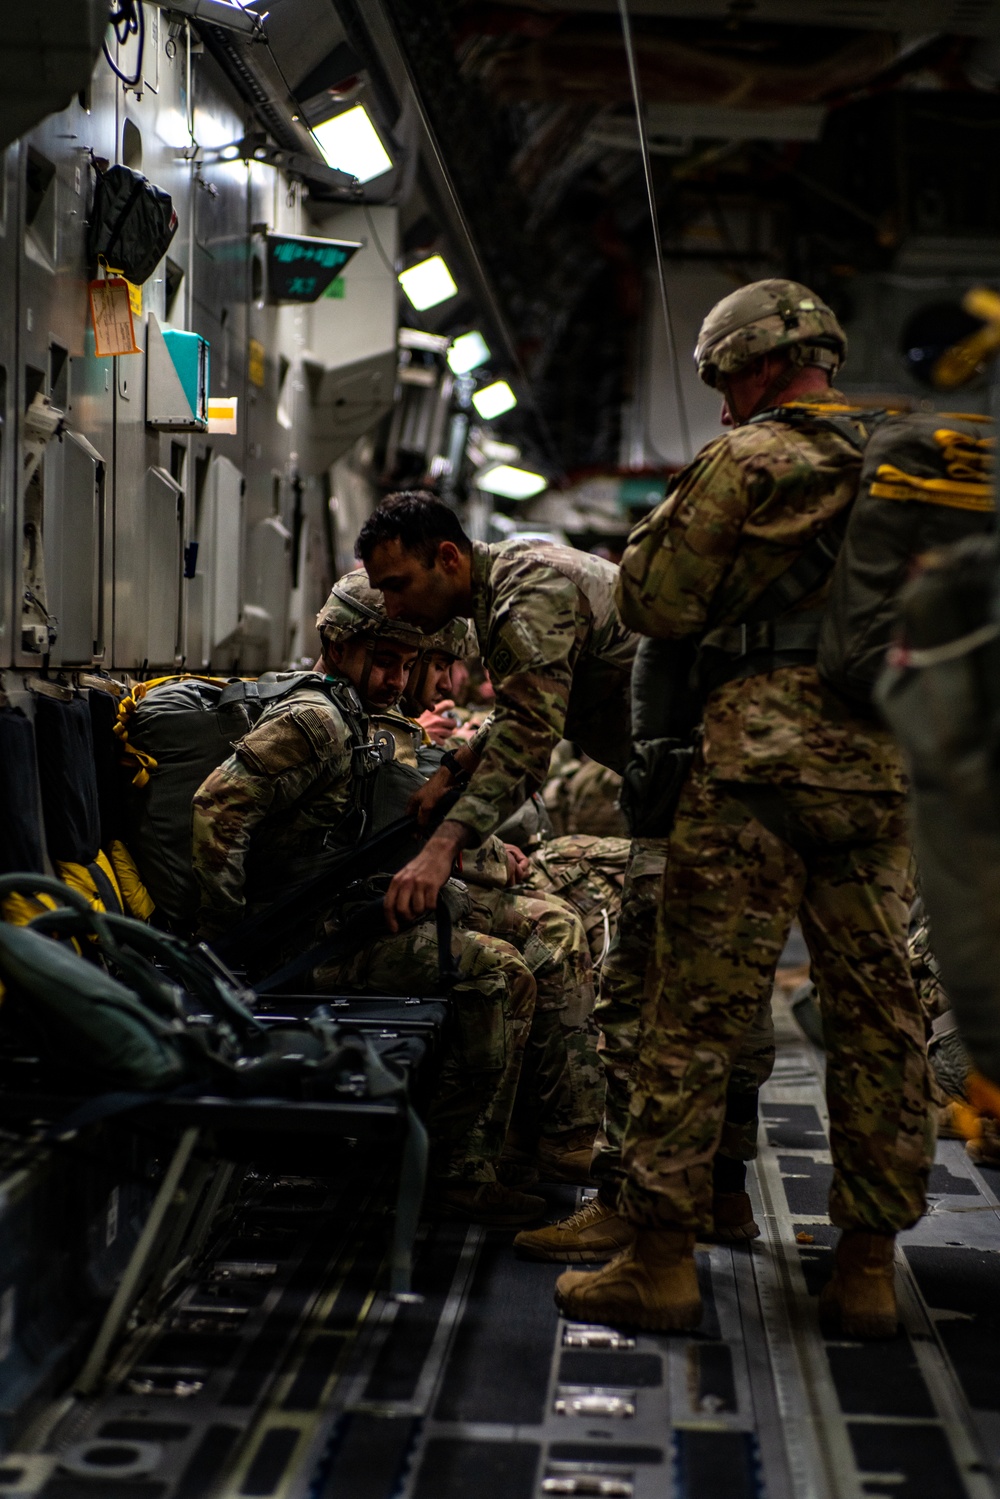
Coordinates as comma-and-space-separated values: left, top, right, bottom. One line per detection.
88, 277, 141, 357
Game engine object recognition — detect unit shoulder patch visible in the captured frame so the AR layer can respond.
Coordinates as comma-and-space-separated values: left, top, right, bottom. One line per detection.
235, 703, 342, 776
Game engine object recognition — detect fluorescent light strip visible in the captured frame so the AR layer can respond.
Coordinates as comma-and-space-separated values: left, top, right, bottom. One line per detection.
448, 330, 491, 374
313, 105, 392, 185
472, 379, 517, 420
477, 464, 547, 499
398, 255, 458, 311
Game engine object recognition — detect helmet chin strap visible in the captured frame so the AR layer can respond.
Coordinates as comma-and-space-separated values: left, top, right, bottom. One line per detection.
357, 641, 376, 706
726, 357, 801, 425
407, 658, 430, 712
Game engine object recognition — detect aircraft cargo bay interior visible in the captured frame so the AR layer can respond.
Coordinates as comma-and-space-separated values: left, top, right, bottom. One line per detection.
2, 3, 1000, 1497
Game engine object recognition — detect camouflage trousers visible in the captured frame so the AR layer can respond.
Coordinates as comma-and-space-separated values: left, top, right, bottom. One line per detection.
525, 835, 629, 969
318, 920, 536, 1185
529, 834, 774, 1178
620, 763, 935, 1235
466, 884, 604, 1143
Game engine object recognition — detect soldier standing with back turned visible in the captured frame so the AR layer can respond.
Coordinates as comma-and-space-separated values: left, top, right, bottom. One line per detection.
555, 280, 935, 1340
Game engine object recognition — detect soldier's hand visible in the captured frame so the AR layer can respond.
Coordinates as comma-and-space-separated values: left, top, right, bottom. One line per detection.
384, 837, 456, 932
407, 766, 453, 825
417, 705, 458, 746
505, 844, 531, 884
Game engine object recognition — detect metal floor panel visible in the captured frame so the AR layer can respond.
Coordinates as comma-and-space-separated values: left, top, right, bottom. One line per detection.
3, 997, 1000, 1498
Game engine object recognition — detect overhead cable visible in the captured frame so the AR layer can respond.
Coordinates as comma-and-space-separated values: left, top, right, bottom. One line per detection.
616, 0, 692, 463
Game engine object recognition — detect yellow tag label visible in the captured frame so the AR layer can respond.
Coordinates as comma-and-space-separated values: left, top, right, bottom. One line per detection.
88, 278, 141, 357
207, 397, 238, 435
103, 265, 142, 318
248, 338, 266, 388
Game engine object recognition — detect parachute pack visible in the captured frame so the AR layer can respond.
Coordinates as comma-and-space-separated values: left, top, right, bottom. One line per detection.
692, 405, 995, 708
116, 673, 428, 931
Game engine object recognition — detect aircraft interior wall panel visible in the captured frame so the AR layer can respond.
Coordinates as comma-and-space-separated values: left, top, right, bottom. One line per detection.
110, 37, 190, 672
243, 168, 300, 545
0, 28, 371, 679
43, 430, 107, 666
0, 145, 20, 670
303, 204, 399, 475
15, 75, 118, 672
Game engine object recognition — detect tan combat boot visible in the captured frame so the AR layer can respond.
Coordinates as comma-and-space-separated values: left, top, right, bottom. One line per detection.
818, 1230, 898, 1340
554, 1229, 702, 1331
500, 1128, 597, 1189
536, 1128, 598, 1186
709, 1192, 760, 1242
514, 1196, 635, 1262
431, 1181, 546, 1228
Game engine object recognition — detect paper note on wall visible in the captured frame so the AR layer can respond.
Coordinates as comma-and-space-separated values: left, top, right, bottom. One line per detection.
207, 397, 238, 434
89, 278, 141, 357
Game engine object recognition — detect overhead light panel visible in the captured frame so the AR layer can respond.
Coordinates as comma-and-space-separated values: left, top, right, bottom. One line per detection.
448, 330, 491, 374
477, 464, 546, 500
472, 379, 517, 420
313, 105, 392, 185
398, 255, 457, 311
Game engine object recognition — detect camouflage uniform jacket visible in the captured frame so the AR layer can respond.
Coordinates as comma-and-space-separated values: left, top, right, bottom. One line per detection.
191, 675, 365, 935
449, 539, 638, 843
374, 710, 517, 890
616, 390, 905, 792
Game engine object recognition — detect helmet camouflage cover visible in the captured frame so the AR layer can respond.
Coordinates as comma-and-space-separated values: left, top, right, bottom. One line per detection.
695, 278, 848, 389
419, 616, 477, 661
316, 570, 424, 650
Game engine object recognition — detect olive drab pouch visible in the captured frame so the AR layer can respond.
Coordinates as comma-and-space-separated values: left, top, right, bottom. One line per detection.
818, 412, 996, 707
619, 737, 697, 838
87, 163, 178, 286
620, 636, 701, 837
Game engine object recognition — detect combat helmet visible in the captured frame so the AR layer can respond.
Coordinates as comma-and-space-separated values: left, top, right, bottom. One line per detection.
695, 279, 847, 389
419, 616, 477, 662
316, 570, 424, 650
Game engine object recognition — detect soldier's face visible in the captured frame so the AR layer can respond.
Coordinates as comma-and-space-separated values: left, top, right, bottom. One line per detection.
329, 638, 419, 708
418, 652, 455, 709
366, 538, 466, 631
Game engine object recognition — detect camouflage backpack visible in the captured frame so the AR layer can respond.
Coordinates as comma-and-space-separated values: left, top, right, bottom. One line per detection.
698, 406, 995, 709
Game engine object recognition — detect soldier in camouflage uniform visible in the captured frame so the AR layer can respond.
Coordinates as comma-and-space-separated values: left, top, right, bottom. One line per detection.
358, 493, 776, 1253
542, 750, 629, 840
556, 280, 934, 1340
314, 578, 606, 1185
191, 575, 548, 1228
525, 834, 630, 966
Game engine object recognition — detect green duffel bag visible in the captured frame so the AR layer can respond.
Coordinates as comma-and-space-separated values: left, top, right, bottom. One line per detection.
0, 875, 189, 1092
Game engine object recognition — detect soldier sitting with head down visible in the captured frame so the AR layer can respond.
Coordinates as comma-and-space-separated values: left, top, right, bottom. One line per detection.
190, 578, 549, 1228
313, 573, 606, 1191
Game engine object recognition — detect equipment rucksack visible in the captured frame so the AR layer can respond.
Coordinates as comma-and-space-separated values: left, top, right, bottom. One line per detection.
87, 163, 178, 285
117, 677, 422, 929
116, 674, 374, 929
816, 410, 995, 706
696, 405, 995, 708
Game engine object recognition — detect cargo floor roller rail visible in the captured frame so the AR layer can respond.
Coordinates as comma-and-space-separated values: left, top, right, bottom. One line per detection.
0, 994, 999, 1495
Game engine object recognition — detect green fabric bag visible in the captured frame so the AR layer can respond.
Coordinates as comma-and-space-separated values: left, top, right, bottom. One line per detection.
0, 875, 188, 1091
